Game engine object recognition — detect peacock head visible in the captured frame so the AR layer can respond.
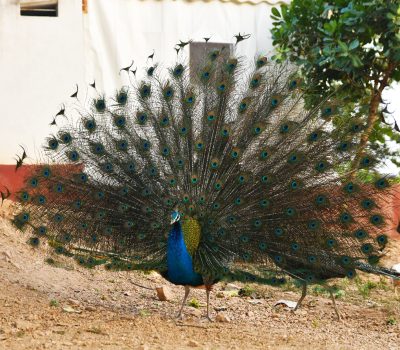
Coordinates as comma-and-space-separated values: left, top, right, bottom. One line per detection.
170, 210, 181, 225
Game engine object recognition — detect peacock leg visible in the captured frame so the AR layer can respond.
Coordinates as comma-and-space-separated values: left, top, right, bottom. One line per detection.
293, 283, 307, 311
176, 285, 190, 319
328, 289, 341, 321
205, 287, 212, 322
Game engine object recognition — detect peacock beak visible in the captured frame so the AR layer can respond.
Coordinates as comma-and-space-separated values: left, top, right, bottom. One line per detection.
170, 217, 178, 225
170, 213, 180, 225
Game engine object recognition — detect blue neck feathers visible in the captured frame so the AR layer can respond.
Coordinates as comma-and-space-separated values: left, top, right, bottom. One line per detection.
166, 222, 203, 286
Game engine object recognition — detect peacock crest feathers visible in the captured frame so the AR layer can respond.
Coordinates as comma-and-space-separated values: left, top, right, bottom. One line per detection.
13, 44, 397, 284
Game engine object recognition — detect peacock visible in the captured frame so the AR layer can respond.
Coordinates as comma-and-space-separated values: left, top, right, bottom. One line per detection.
11, 38, 400, 321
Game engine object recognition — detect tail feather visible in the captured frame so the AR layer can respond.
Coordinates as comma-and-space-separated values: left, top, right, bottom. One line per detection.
12, 44, 398, 283
355, 262, 400, 280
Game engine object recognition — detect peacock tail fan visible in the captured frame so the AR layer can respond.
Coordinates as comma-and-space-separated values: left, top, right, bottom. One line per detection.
13, 47, 398, 284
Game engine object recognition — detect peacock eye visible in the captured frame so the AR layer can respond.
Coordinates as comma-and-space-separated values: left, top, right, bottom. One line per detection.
147, 67, 155, 76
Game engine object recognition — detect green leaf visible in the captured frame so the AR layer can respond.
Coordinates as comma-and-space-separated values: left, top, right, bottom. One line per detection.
271, 7, 281, 18
322, 46, 332, 56
338, 40, 348, 52
349, 54, 363, 67
323, 20, 337, 35
281, 4, 288, 18
349, 39, 360, 50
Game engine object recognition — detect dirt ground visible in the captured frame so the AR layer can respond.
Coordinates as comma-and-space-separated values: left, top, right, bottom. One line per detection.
1, 203, 400, 350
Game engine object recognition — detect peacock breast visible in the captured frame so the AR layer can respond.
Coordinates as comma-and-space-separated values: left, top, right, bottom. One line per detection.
181, 217, 201, 257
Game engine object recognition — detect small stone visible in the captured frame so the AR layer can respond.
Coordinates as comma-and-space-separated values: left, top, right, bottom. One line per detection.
221, 290, 239, 297
155, 286, 173, 301
274, 299, 297, 309
187, 308, 202, 317
62, 306, 81, 314
188, 340, 200, 347
224, 283, 240, 291
246, 311, 254, 317
85, 305, 96, 312
123, 291, 131, 296
214, 306, 227, 312
67, 298, 80, 306
216, 313, 231, 323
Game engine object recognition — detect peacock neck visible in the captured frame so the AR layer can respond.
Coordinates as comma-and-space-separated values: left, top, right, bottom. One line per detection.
167, 221, 188, 259
169, 221, 183, 241
167, 217, 202, 257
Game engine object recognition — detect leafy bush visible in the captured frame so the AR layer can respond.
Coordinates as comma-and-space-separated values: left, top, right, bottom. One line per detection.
271, 0, 400, 171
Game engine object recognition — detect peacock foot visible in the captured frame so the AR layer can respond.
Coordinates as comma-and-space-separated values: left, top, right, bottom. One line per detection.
204, 315, 213, 322
332, 309, 342, 322
175, 313, 185, 320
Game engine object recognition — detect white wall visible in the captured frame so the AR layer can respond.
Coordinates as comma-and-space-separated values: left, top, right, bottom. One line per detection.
0, 0, 85, 164
0, 0, 398, 174
0, 0, 283, 164
84, 0, 281, 92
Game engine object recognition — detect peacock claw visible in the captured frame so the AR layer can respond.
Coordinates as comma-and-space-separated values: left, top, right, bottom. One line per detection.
332, 308, 342, 322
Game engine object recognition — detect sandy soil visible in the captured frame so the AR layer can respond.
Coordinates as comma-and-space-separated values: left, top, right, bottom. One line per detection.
1, 203, 400, 350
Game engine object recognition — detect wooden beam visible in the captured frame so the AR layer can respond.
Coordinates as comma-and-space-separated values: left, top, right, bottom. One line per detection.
82, 0, 88, 14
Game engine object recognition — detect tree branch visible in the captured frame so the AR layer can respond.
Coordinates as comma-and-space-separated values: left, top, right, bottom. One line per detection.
349, 61, 398, 176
